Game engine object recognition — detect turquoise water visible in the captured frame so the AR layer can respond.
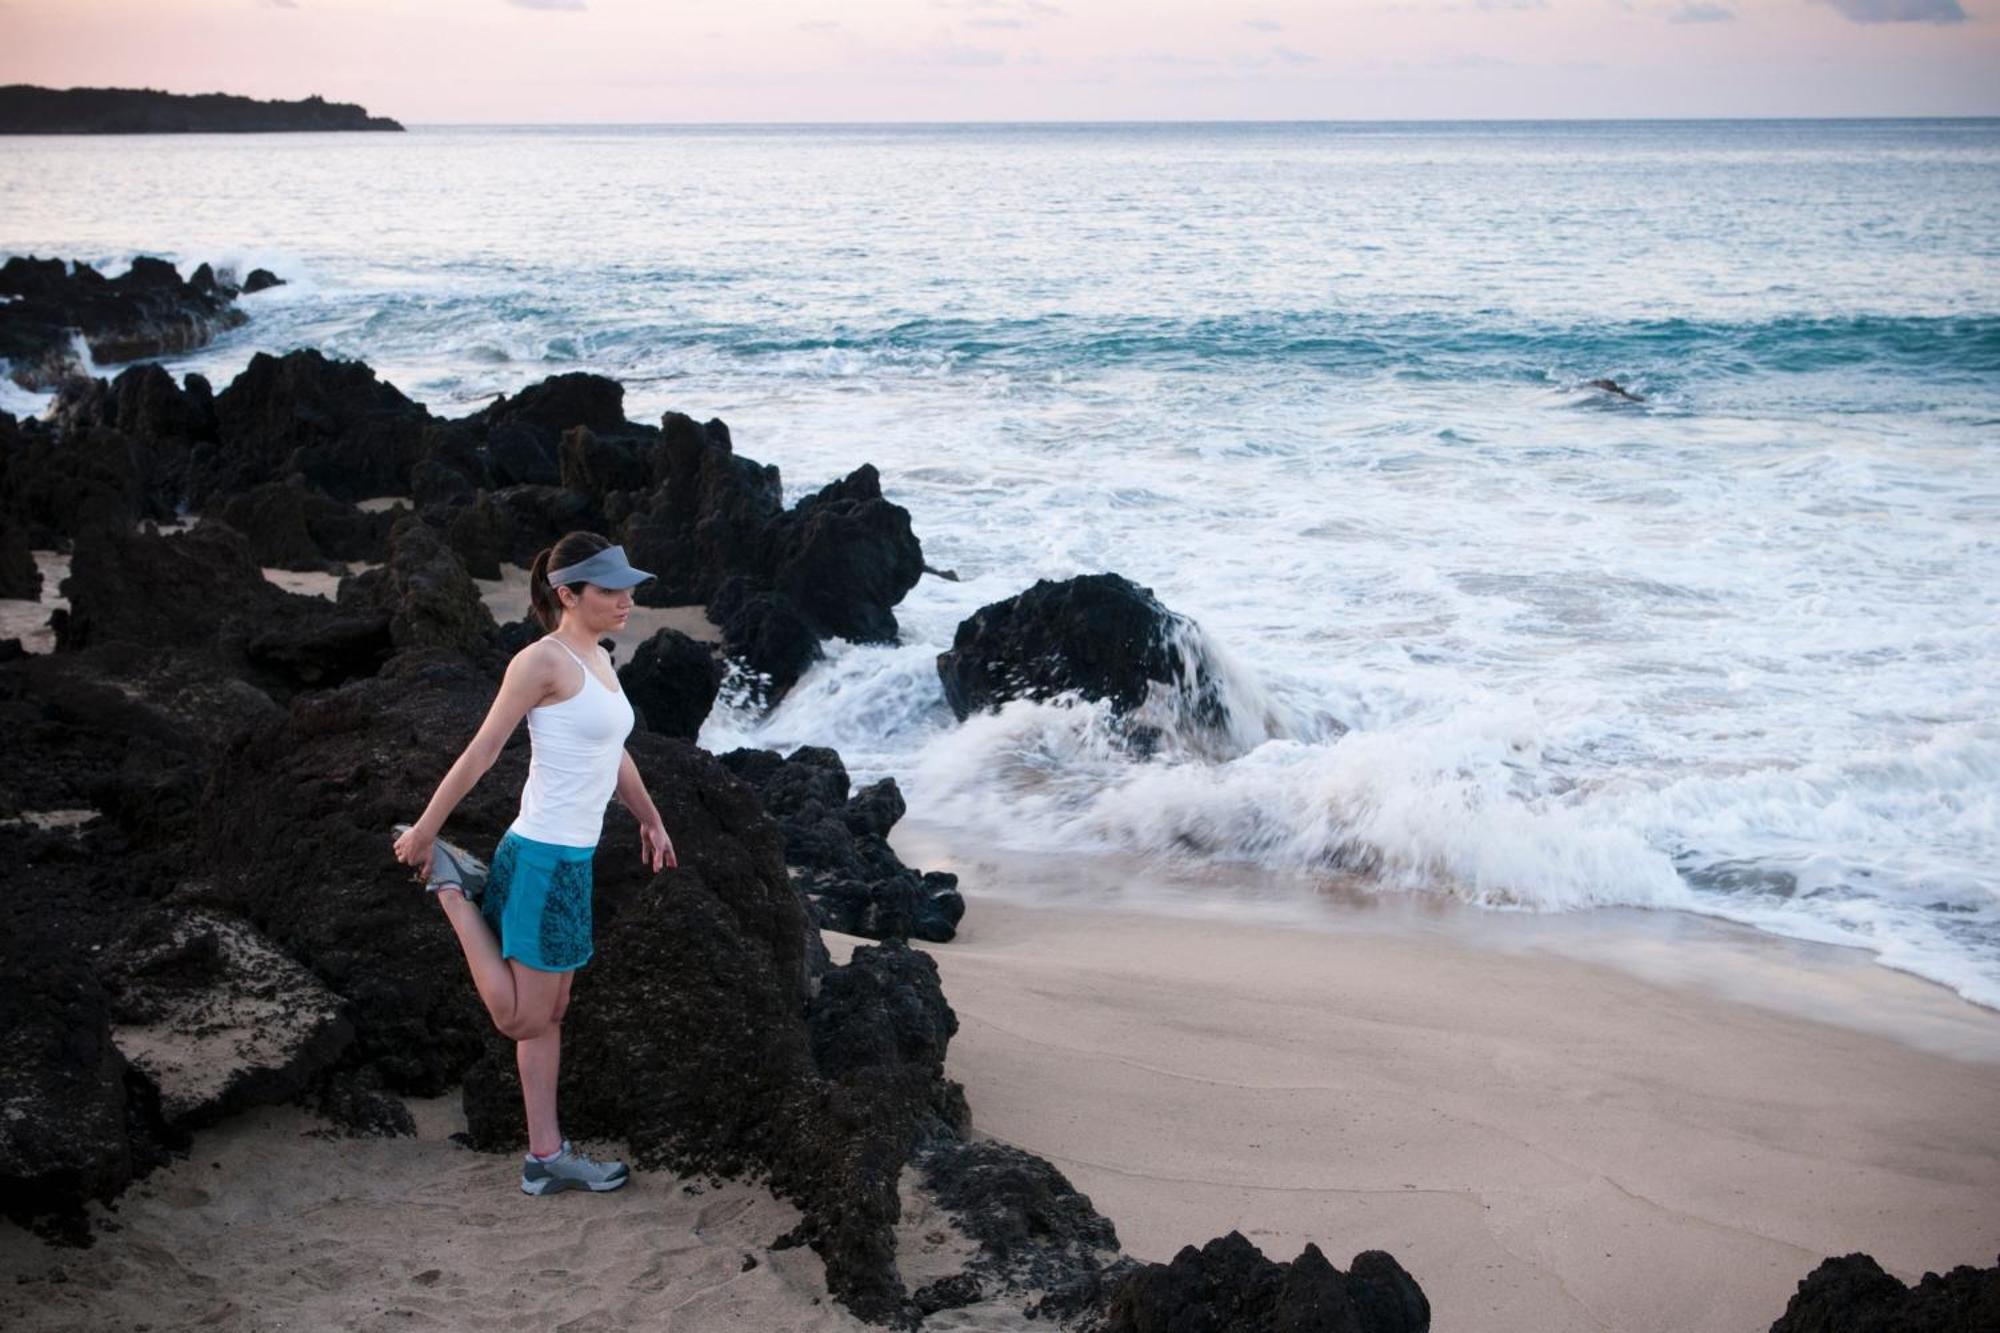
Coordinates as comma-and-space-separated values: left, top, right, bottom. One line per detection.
4, 120, 1998, 1004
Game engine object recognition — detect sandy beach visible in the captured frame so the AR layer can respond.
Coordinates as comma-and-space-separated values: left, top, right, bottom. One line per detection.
881, 864, 2000, 1332
5, 856, 1995, 1332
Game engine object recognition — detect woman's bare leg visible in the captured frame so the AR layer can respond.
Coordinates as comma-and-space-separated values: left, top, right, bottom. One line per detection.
436, 890, 523, 1027
512, 964, 571, 1157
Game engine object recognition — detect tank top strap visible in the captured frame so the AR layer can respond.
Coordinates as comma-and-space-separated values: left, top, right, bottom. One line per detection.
547, 637, 592, 671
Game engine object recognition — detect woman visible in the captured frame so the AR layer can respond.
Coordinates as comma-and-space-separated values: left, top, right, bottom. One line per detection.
391, 531, 676, 1197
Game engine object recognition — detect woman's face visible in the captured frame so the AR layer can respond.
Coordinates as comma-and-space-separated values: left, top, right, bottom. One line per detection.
560, 581, 633, 634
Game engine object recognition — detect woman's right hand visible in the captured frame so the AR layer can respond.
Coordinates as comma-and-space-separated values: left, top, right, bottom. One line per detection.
392, 824, 436, 880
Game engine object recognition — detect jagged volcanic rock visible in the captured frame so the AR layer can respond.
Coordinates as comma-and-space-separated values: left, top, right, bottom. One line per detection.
0, 515, 40, 599
98, 908, 353, 1131
622, 412, 782, 605
0, 898, 178, 1245
214, 480, 401, 570
0, 255, 247, 389
1104, 1230, 1432, 1333
763, 463, 925, 645
937, 572, 1226, 727
202, 349, 429, 504
1769, 1252, 2000, 1333
710, 575, 823, 705
718, 745, 965, 943
332, 516, 495, 659
2, 414, 182, 546
618, 625, 724, 740
916, 1138, 1135, 1323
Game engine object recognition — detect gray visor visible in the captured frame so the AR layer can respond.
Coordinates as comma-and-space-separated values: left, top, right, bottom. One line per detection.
546, 544, 654, 590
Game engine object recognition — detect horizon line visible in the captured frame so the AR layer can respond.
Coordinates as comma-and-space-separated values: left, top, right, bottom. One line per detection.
396, 113, 2000, 127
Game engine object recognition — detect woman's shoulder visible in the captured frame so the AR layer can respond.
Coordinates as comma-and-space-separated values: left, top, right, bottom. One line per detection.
506, 636, 565, 679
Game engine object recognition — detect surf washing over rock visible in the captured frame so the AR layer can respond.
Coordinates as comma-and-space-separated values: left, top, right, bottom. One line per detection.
5, 119, 1997, 1010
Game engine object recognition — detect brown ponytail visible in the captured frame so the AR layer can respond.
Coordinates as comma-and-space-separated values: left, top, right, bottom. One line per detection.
528, 531, 613, 633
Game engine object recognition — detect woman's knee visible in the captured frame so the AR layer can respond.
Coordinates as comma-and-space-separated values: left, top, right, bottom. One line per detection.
495, 999, 565, 1041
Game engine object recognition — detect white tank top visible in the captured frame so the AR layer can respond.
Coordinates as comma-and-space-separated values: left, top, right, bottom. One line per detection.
511, 638, 635, 848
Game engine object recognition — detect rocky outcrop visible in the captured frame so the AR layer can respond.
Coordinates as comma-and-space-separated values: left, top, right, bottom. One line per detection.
0, 255, 249, 389
0, 517, 40, 599
937, 573, 1227, 730
763, 464, 925, 645
333, 516, 496, 659
0, 897, 179, 1245
98, 908, 352, 1131
2, 396, 187, 545
0, 86, 403, 134
619, 415, 924, 705
1769, 1252, 2000, 1333
915, 1138, 1134, 1322
203, 349, 428, 503
622, 412, 782, 604
711, 575, 824, 703
0, 335, 1433, 1329
719, 746, 965, 943
1104, 1231, 1432, 1333
214, 481, 401, 570
56, 521, 306, 653
619, 625, 724, 740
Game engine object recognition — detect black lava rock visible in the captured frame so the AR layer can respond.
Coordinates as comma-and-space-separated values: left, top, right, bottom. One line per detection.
1104, 1230, 1431, 1333
762, 463, 924, 645
719, 745, 965, 943
203, 349, 429, 504
1769, 1252, 2000, 1333
619, 626, 724, 740
937, 572, 1227, 728
214, 481, 400, 570
0, 254, 248, 390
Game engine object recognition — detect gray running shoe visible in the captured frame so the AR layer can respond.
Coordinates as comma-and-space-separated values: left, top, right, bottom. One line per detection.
521, 1141, 629, 1196
392, 824, 487, 900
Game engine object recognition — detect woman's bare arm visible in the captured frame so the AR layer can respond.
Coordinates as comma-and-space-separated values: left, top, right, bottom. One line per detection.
393, 648, 552, 870
616, 749, 676, 871
614, 750, 660, 825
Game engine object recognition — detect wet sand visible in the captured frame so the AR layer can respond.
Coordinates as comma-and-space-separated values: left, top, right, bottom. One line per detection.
862, 853, 2000, 1333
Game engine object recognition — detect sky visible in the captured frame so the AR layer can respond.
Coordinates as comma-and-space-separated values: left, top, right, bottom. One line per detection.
1, 0, 1995, 122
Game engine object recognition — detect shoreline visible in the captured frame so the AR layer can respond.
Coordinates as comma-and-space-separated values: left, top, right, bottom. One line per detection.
857, 882, 2000, 1331
892, 818, 2000, 1065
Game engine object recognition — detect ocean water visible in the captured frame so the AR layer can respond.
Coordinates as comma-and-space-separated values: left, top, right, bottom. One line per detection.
4, 121, 1998, 1005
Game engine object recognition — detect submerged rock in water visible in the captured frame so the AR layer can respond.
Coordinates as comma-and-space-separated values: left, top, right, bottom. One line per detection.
0, 255, 248, 390
719, 745, 965, 943
1769, 1252, 2000, 1333
937, 572, 1230, 730
1105, 1230, 1432, 1333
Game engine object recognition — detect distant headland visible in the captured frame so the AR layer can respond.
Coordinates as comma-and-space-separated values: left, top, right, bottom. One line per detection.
0, 85, 403, 134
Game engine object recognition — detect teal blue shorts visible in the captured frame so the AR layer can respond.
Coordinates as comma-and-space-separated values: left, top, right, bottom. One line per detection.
479, 830, 595, 972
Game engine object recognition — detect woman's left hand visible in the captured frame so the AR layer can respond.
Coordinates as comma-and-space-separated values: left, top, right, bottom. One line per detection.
641, 818, 677, 873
